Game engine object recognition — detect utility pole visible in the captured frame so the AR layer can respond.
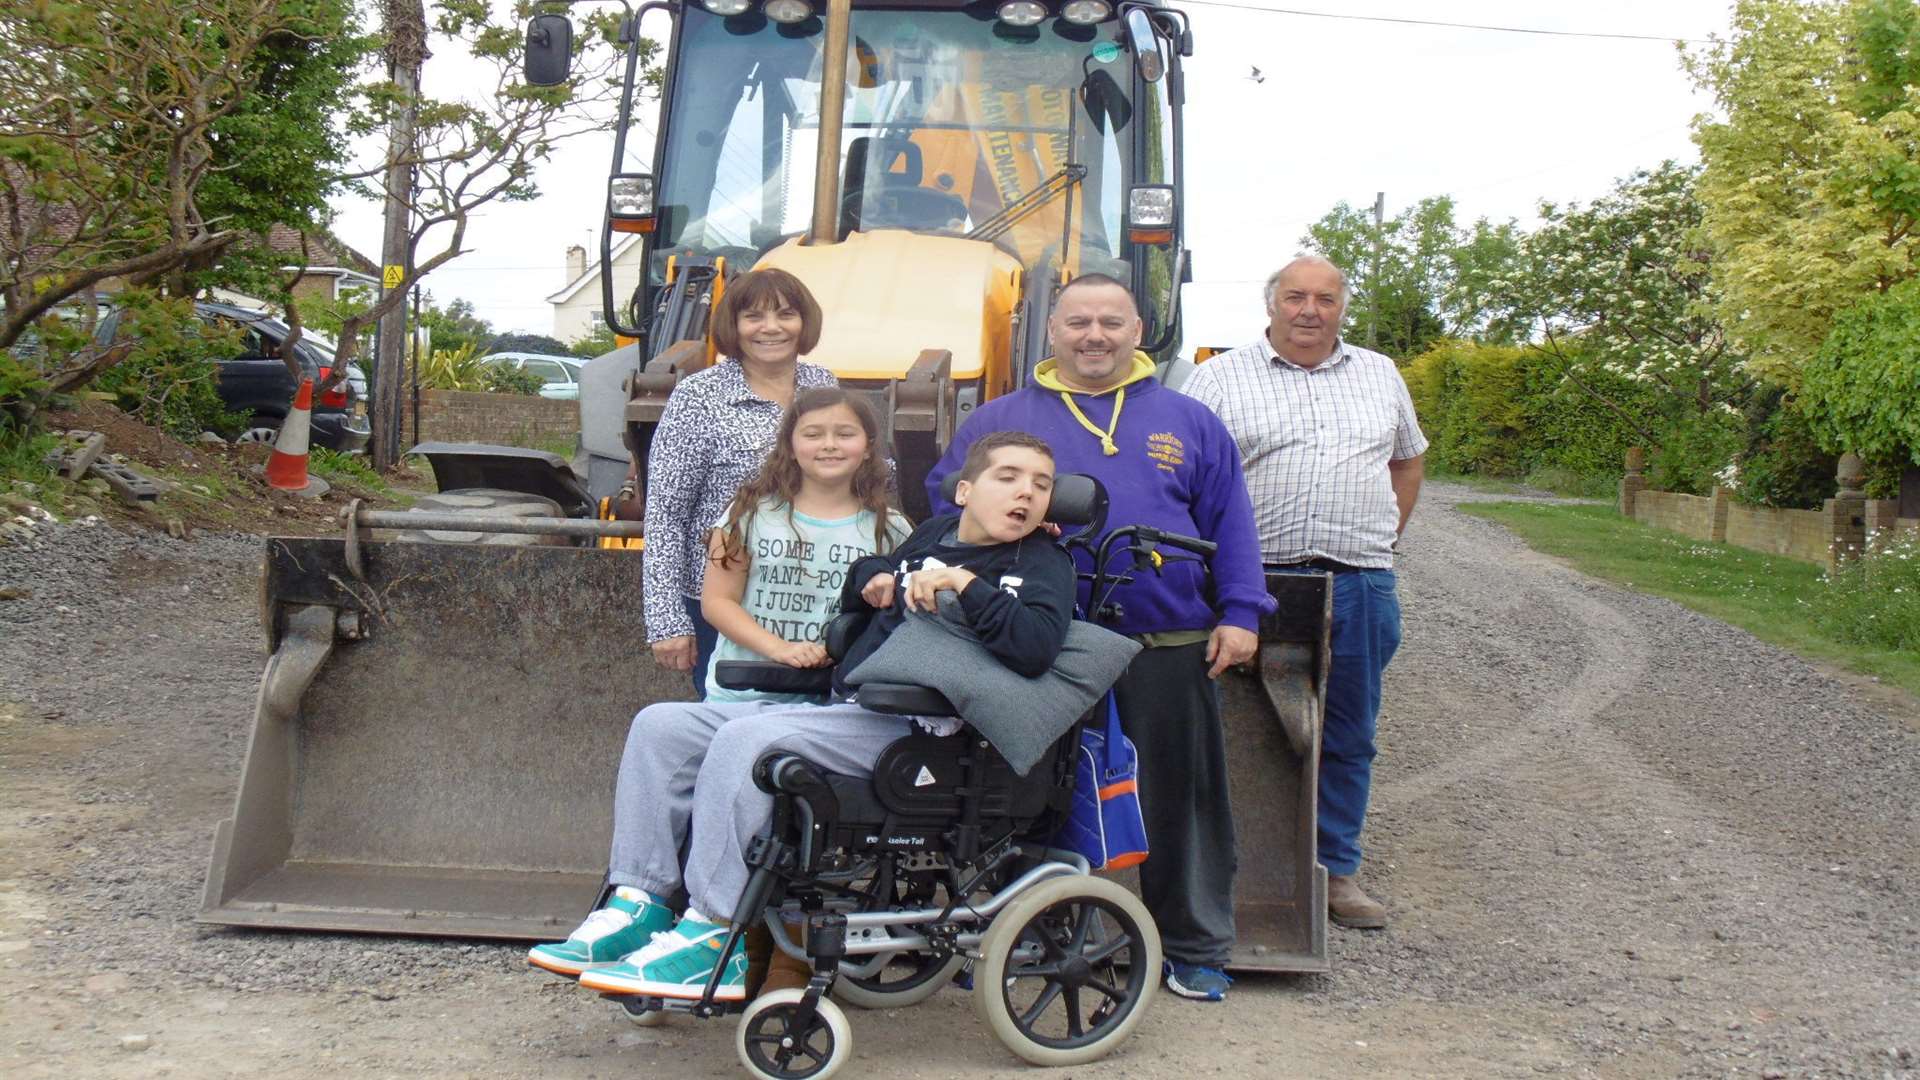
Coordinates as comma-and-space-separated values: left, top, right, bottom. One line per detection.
1368, 191, 1384, 351
372, 0, 429, 472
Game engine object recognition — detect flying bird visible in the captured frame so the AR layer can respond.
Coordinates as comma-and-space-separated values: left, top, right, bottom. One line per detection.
1248, 66, 1265, 83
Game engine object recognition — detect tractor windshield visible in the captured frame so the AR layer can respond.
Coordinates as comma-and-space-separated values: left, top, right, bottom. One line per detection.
639, 6, 1168, 321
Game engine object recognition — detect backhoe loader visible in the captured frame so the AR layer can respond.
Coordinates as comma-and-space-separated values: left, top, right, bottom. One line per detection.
202, 0, 1334, 973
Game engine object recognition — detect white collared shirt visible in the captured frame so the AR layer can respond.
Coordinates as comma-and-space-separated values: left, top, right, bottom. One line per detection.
1179, 335, 1426, 568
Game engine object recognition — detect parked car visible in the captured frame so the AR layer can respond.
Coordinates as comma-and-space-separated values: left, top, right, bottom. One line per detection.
94, 301, 371, 453
477, 352, 584, 400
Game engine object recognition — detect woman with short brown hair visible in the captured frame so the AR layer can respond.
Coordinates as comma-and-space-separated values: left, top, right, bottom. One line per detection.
642, 268, 838, 694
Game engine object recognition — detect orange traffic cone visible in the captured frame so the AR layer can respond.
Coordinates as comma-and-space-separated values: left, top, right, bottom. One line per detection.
265, 378, 318, 491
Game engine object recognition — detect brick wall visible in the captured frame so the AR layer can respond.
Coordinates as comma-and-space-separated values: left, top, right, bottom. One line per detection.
1628, 486, 1911, 567
1865, 501, 1920, 542
1632, 491, 1712, 540
401, 388, 578, 449
1724, 503, 1832, 564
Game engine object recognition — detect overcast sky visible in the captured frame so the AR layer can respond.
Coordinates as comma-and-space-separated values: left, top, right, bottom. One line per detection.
328, 0, 1737, 353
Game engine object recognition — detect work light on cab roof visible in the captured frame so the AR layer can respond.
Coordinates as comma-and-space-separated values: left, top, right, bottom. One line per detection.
763, 0, 814, 22
996, 1, 1046, 26
1060, 0, 1113, 24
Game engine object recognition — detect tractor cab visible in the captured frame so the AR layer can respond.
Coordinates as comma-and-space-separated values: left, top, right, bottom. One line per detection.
630, 2, 1189, 360
534, 0, 1190, 373
529, 0, 1192, 515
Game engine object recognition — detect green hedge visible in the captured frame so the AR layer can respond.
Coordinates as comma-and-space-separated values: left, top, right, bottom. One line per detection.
1403, 340, 1660, 486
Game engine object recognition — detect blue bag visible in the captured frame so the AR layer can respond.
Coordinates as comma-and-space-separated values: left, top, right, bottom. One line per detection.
1051, 694, 1148, 871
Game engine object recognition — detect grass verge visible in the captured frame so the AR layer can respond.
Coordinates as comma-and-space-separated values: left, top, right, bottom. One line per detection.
1459, 501, 1920, 699
1428, 466, 1615, 500
529, 434, 578, 459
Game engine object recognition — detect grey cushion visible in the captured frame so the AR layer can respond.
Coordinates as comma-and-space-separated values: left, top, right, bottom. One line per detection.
844, 595, 1141, 775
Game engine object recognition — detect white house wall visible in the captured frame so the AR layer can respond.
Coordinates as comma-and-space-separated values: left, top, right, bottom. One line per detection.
552, 240, 647, 343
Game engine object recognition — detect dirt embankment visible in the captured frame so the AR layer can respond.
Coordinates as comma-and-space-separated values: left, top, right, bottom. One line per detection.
11, 401, 413, 541
0, 484, 1914, 1079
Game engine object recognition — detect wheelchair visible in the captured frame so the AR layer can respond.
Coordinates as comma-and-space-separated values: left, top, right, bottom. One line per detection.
599, 474, 1217, 1079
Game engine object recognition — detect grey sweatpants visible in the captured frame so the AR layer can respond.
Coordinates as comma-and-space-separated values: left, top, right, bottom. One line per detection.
607, 700, 913, 918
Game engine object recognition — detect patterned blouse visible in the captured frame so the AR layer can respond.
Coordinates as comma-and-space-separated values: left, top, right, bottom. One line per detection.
642, 357, 840, 642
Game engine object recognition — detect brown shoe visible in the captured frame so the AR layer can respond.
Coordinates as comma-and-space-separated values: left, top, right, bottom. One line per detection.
1328, 874, 1388, 929
758, 945, 813, 996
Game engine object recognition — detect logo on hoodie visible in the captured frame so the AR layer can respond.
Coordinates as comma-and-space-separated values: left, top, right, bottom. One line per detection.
1147, 431, 1186, 473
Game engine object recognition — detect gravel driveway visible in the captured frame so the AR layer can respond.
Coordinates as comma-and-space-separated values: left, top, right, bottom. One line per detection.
1, 483, 1914, 1079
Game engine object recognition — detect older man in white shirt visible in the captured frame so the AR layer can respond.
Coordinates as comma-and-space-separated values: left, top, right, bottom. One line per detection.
1180, 255, 1426, 930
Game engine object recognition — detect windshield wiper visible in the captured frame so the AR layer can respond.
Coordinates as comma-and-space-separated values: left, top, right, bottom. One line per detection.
966, 164, 1087, 244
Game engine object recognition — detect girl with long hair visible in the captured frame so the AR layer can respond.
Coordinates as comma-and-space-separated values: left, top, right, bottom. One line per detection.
698, 387, 907, 702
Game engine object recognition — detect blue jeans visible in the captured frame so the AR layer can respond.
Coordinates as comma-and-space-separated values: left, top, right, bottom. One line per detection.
684, 596, 719, 700
1270, 566, 1403, 877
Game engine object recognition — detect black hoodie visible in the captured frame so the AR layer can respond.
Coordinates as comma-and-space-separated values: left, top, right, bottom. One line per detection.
832, 513, 1077, 697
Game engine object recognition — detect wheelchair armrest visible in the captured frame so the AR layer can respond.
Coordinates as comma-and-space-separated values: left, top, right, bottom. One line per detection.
823, 611, 871, 661
855, 681, 958, 718
713, 661, 833, 695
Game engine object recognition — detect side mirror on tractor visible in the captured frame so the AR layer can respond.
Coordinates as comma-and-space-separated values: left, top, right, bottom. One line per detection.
1124, 7, 1164, 83
524, 13, 574, 87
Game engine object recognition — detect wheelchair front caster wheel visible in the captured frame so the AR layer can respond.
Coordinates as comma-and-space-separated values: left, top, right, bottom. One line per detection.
973, 875, 1162, 1066
618, 997, 670, 1027
736, 988, 852, 1080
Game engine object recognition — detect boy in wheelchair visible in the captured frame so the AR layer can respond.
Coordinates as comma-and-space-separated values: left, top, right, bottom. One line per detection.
531, 431, 1080, 1004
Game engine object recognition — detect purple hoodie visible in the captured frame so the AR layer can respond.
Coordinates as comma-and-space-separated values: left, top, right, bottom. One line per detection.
926, 359, 1274, 637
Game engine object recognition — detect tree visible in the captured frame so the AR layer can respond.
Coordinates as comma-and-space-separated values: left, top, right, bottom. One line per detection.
1300, 196, 1524, 357
1684, 0, 1920, 380
1800, 277, 1920, 467
419, 296, 495, 357
0, 0, 364, 391
291, 0, 629, 469
1, 0, 637, 471
567, 325, 620, 358
1517, 164, 1745, 414
485, 331, 573, 356
1501, 163, 1751, 492
177, 0, 371, 300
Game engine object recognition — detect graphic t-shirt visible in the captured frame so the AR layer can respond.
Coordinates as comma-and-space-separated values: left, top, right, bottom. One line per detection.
705, 500, 910, 704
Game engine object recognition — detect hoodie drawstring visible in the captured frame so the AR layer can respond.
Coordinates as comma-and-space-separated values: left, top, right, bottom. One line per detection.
1060, 389, 1124, 456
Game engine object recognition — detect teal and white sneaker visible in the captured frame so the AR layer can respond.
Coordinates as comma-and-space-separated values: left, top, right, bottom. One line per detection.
527, 887, 676, 978
576, 915, 748, 1001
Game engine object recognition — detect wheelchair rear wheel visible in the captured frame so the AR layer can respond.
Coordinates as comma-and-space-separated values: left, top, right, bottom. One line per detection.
834, 949, 967, 1009
736, 988, 853, 1080
832, 858, 968, 1009
972, 875, 1161, 1066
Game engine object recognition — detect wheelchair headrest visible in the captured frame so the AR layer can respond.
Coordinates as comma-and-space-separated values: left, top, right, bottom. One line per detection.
939, 470, 1107, 530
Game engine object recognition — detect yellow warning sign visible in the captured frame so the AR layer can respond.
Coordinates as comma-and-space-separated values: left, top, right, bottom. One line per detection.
382, 265, 404, 289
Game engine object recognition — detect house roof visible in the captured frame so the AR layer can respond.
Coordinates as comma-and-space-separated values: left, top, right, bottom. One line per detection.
266, 224, 379, 277
547, 234, 643, 305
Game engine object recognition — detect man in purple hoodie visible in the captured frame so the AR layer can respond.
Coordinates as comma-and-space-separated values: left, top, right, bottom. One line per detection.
927, 274, 1272, 1002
